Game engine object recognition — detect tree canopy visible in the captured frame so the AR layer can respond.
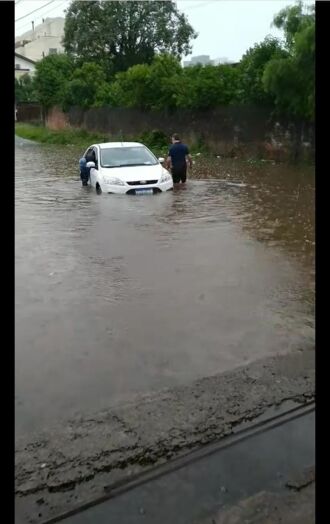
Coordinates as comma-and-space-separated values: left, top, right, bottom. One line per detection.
16, 1, 314, 123
63, 0, 197, 75
33, 54, 74, 109
263, 2, 315, 120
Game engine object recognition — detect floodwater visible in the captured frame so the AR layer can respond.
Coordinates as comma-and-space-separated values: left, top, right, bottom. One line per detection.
15, 137, 314, 437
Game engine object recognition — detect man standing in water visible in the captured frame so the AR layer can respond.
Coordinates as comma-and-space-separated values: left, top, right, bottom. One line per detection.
166, 133, 193, 188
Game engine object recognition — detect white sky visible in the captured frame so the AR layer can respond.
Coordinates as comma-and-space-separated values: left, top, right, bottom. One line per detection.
15, 0, 315, 62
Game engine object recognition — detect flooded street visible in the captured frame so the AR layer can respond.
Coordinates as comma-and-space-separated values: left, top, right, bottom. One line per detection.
15, 137, 314, 438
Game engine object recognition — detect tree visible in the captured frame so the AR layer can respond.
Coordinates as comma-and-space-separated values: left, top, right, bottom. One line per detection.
108, 54, 182, 111
108, 63, 152, 110
237, 37, 288, 105
177, 64, 241, 110
272, 0, 315, 51
63, 0, 197, 75
263, 2, 315, 120
15, 74, 37, 103
108, 55, 243, 112
33, 54, 74, 110
62, 62, 111, 109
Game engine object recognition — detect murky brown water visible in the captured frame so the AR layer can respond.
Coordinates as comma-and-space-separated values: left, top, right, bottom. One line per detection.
15, 137, 314, 437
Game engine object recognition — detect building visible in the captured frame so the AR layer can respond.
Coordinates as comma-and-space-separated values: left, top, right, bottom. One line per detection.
213, 57, 230, 65
15, 17, 65, 62
183, 55, 214, 67
183, 55, 239, 68
15, 52, 36, 79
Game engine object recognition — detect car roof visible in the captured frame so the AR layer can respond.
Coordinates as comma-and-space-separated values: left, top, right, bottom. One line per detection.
96, 142, 145, 149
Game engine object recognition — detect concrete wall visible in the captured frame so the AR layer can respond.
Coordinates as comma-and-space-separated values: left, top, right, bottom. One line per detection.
34, 104, 314, 162
62, 106, 314, 162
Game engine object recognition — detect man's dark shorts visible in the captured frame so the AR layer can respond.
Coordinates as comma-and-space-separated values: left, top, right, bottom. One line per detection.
171, 166, 187, 184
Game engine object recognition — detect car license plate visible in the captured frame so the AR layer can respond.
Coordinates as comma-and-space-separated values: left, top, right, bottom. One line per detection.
135, 188, 153, 195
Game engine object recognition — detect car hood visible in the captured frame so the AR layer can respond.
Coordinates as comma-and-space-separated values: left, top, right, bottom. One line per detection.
100, 164, 165, 182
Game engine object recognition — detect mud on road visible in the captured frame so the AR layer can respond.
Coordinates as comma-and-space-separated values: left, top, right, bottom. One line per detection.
15, 348, 314, 523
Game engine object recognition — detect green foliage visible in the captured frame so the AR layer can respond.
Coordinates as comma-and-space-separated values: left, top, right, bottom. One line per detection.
15, 74, 38, 103
108, 54, 182, 111
138, 129, 169, 149
33, 54, 74, 109
63, 0, 197, 75
62, 62, 110, 109
177, 64, 241, 110
263, 1, 315, 119
237, 37, 288, 105
28, 1, 313, 123
272, 0, 315, 50
108, 57, 241, 112
15, 123, 108, 145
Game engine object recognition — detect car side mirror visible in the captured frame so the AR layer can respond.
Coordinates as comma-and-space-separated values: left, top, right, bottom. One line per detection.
86, 161, 96, 169
158, 157, 165, 164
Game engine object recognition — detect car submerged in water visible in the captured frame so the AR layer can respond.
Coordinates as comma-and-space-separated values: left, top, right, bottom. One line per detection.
82, 142, 173, 194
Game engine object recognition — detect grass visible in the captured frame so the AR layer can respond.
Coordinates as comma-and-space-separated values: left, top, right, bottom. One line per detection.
15, 123, 109, 147
14, 123, 210, 157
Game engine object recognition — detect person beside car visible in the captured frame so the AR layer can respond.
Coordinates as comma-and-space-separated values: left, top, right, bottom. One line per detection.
166, 133, 193, 187
79, 157, 90, 186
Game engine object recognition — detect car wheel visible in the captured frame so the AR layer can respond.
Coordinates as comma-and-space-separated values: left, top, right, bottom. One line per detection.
96, 183, 102, 194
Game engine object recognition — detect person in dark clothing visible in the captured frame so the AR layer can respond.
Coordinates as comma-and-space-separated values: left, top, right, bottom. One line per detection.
166, 133, 193, 187
79, 157, 90, 186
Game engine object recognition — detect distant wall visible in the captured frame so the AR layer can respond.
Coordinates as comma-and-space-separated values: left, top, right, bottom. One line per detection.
16, 102, 42, 123
30, 104, 315, 162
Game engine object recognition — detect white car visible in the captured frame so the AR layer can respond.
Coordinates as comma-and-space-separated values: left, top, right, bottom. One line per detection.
83, 142, 173, 194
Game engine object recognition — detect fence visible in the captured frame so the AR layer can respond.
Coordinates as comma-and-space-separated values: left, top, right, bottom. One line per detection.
21, 104, 314, 162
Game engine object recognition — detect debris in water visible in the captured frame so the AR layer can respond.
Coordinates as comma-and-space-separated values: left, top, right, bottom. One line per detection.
226, 182, 247, 188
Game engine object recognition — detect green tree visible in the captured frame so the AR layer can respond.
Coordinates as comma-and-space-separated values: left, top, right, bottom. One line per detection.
63, 0, 197, 75
108, 57, 243, 112
108, 54, 182, 111
15, 74, 37, 103
272, 0, 315, 50
237, 37, 288, 105
263, 2, 315, 119
108, 63, 152, 109
177, 64, 241, 110
144, 54, 182, 111
33, 54, 74, 110
62, 62, 111, 109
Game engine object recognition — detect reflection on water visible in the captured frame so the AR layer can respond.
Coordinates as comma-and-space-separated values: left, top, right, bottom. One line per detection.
15, 137, 314, 436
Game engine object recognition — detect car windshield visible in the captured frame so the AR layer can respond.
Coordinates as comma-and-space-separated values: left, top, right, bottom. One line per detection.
100, 147, 158, 168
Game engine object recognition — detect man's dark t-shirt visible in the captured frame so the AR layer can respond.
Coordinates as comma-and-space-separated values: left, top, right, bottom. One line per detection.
168, 142, 189, 170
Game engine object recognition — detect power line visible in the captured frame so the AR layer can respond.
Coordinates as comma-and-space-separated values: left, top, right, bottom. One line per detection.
15, 1, 67, 34
15, 0, 56, 23
181, 1, 217, 10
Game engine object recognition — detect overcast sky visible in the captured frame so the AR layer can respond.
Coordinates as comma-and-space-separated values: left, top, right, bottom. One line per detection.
15, 0, 315, 62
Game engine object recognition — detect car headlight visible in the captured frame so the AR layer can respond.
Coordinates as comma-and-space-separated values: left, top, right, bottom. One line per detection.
160, 171, 172, 183
102, 176, 125, 186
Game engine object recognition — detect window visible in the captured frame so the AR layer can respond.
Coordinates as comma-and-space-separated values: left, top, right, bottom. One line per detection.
49, 48, 57, 55
15, 63, 21, 69
100, 147, 157, 168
